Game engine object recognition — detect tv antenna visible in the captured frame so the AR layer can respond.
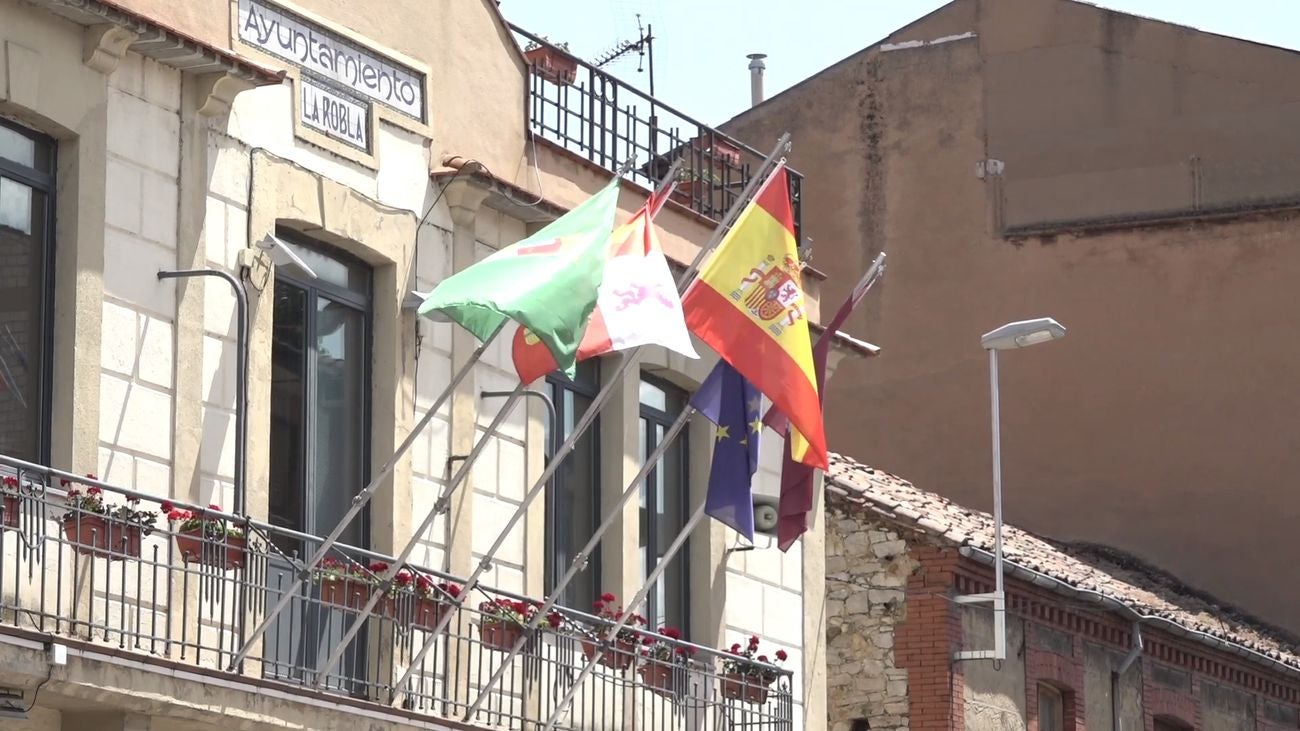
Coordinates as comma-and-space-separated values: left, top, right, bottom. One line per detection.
593, 13, 656, 95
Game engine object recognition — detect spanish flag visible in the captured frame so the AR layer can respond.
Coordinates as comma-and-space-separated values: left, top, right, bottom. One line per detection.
682, 165, 827, 469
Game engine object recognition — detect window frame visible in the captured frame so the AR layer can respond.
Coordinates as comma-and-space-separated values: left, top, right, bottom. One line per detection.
0, 118, 56, 465
1037, 682, 1065, 731
544, 360, 602, 609
269, 229, 374, 546
638, 373, 691, 636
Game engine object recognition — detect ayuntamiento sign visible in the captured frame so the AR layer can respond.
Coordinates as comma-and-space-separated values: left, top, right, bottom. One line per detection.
237, 0, 426, 150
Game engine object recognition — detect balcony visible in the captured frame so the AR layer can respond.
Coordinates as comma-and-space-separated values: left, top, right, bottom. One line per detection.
0, 456, 793, 730
512, 25, 803, 241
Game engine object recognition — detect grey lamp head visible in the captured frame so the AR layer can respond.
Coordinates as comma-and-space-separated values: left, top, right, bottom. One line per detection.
981, 317, 1066, 351
256, 235, 319, 281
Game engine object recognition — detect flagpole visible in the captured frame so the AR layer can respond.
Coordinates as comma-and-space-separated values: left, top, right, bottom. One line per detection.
457, 139, 795, 715
227, 329, 502, 670
543, 501, 709, 730
310, 384, 527, 687
389, 134, 793, 702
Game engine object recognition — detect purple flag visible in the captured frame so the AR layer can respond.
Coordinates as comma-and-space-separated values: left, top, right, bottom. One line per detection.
691, 360, 763, 540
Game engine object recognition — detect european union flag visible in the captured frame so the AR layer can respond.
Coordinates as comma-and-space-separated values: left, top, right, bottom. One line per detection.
691, 360, 763, 540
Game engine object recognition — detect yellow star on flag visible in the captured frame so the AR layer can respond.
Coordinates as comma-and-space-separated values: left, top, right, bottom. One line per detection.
748, 395, 762, 412
749, 416, 764, 433
715, 425, 731, 442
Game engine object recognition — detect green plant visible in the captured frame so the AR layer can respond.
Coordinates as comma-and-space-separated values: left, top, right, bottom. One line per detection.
316, 556, 369, 582
590, 592, 646, 644
641, 625, 696, 664
161, 502, 245, 539
722, 635, 787, 683
479, 597, 541, 626
61, 476, 158, 536
524, 37, 571, 53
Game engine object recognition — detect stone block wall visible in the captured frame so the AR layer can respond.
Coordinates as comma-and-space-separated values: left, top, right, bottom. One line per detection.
824, 500, 919, 731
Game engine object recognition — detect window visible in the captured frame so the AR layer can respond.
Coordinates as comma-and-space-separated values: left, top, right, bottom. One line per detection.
545, 360, 601, 610
268, 232, 372, 547
1038, 684, 1064, 731
0, 120, 54, 463
639, 375, 689, 635
1153, 718, 1192, 731
265, 232, 372, 689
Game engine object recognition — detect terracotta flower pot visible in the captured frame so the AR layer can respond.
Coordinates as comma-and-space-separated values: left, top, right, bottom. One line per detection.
62, 515, 141, 560
175, 529, 247, 569
480, 620, 524, 651
524, 47, 577, 86
721, 672, 771, 705
639, 659, 677, 695
411, 596, 451, 631
581, 638, 637, 671
2, 494, 18, 529
320, 578, 373, 611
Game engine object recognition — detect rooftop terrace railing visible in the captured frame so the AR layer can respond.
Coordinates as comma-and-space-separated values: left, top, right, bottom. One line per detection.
0, 455, 793, 731
511, 24, 803, 243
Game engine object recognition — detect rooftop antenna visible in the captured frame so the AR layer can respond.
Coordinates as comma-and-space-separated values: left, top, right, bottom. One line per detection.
593, 13, 656, 96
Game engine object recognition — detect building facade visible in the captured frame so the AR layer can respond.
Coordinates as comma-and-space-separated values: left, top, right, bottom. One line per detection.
824, 453, 1300, 731
723, 0, 1300, 634
0, 0, 852, 728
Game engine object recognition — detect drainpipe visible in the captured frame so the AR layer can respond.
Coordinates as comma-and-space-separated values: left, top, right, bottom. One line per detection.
156, 269, 249, 513
747, 53, 766, 106
1112, 621, 1143, 731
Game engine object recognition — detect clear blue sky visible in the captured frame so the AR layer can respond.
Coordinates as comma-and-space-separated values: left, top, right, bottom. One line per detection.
502, 0, 1299, 126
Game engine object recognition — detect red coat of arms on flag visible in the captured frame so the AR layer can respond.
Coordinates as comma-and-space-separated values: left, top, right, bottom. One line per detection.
733, 255, 805, 332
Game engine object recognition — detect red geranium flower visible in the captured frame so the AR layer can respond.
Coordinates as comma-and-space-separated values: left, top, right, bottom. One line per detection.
160, 500, 174, 513
600, 592, 617, 603
775, 649, 788, 662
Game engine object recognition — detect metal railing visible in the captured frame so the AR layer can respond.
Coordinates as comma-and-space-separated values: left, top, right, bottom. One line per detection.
511, 24, 804, 242
0, 456, 793, 731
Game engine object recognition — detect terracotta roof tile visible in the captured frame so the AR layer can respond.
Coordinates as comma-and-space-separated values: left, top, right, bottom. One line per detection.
825, 452, 1300, 672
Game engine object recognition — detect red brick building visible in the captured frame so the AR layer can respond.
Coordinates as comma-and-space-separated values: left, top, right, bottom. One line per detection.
824, 453, 1300, 730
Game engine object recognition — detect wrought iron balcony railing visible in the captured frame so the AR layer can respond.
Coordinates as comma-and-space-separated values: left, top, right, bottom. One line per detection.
512, 24, 803, 242
0, 455, 793, 731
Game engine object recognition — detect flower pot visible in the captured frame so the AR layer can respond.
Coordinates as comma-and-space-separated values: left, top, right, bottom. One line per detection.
411, 596, 451, 631
1, 494, 18, 529
175, 529, 247, 569
581, 638, 637, 671
639, 660, 677, 695
480, 620, 524, 651
524, 47, 577, 86
721, 672, 771, 705
320, 578, 373, 611
62, 515, 142, 560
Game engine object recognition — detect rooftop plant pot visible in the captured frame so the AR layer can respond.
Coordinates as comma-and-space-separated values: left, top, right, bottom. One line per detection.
320, 578, 374, 612
639, 659, 677, 695
581, 637, 637, 671
480, 619, 524, 652
1, 494, 17, 529
524, 46, 577, 86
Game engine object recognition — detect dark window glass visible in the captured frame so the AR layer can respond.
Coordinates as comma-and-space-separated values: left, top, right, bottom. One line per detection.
0, 119, 53, 463
545, 360, 601, 611
639, 375, 689, 636
265, 233, 371, 692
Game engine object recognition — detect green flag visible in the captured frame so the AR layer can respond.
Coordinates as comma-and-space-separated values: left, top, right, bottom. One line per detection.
416, 178, 621, 376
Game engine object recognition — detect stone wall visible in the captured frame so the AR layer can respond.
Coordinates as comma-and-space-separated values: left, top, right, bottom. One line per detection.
824, 498, 918, 731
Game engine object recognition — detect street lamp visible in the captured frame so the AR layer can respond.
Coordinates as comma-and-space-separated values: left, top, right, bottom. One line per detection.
955, 317, 1066, 662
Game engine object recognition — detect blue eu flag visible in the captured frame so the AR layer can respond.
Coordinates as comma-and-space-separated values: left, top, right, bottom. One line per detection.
690, 360, 763, 540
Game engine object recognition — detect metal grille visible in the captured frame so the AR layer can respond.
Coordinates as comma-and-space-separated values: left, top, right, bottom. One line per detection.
512, 24, 804, 243
0, 455, 794, 731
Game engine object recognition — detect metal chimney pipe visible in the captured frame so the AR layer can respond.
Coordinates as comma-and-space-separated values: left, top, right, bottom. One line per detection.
747, 53, 767, 106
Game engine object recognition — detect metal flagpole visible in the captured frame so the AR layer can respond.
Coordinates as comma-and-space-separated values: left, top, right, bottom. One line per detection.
313, 155, 688, 688
457, 142, 795, 715
310, 383, 527, 686
228, 329, 502, 670
544, 501, 708, 730
389, 135, 793, 701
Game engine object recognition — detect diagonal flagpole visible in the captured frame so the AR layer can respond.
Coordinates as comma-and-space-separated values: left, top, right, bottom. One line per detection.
228, 329, 501, 670
457, 147, 795, 717
389, 135, 794, 703
540, 255, 889, 730
309, 159, 644, 687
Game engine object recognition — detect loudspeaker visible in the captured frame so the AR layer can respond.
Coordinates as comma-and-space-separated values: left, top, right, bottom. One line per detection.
753, 495, 779, 535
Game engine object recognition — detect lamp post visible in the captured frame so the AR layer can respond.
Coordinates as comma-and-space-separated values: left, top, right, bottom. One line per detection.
955, 317, 1066, 662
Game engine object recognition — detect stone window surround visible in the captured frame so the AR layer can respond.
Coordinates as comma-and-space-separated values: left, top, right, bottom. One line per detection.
1025, 628, 1085, 731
